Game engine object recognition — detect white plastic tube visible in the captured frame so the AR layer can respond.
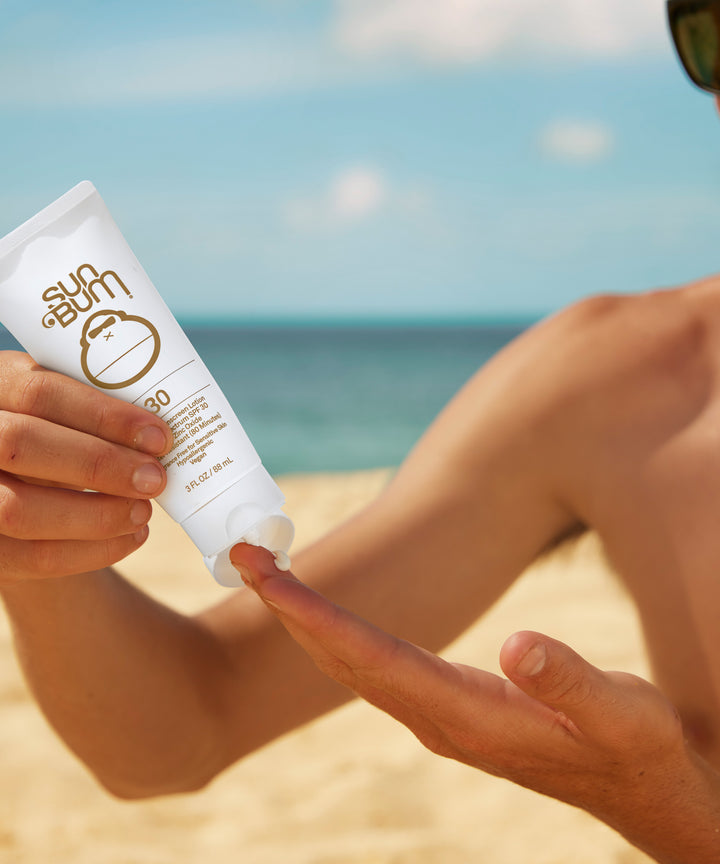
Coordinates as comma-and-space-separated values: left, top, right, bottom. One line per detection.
0, 181, 293, 586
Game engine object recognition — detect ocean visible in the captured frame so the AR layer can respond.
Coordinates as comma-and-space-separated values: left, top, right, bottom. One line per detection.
0, 323, 528, 474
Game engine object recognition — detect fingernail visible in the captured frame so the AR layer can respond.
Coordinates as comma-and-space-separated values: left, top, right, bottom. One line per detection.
133, 525, 150, 544
132, 462, 165, 495
515, 642, 547, 677
130, 500, 152, 526
135, 426, 171, 456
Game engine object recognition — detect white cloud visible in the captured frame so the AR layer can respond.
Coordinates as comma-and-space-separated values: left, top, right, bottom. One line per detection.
330, 167, 387, 220
538, 119, 615, 163
332, 0, 668, 63
283, 166, 388, 230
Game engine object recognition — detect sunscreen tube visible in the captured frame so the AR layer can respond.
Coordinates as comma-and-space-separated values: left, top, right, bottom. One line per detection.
0, 181, 293, 586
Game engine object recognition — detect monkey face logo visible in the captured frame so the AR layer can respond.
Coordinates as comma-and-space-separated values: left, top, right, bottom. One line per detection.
80, 309, 161, 390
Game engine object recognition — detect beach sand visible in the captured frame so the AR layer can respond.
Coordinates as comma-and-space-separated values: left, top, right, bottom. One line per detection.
0, 469, 656, 863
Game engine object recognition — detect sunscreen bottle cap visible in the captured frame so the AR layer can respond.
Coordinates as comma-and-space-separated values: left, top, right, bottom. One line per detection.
179, 464, 294, 587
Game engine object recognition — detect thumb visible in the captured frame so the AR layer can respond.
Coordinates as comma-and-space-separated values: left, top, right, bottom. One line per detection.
500, 630, 609, 727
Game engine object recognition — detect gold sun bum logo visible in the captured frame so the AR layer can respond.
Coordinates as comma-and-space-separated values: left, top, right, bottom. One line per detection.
41, 263, 162, 390
41, 263, 133, 329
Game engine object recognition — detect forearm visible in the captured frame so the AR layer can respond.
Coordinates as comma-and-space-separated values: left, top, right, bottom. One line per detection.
0, 568, 234, 799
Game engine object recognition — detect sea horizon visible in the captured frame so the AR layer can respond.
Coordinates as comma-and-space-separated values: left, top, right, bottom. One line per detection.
0, 314, 539, 340
173, 313, 540, 329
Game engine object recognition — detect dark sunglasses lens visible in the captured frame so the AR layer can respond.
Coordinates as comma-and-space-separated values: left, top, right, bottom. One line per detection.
671, 5, 720, 92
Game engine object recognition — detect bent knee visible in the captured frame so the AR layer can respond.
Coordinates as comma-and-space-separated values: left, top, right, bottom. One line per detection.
549, 289, 712, 428
529, 290, 714, 513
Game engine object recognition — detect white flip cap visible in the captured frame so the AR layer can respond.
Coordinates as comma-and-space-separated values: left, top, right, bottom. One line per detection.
179, 464, 294, 587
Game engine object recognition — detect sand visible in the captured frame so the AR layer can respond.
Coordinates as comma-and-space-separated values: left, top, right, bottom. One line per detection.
0, 469, 656, 864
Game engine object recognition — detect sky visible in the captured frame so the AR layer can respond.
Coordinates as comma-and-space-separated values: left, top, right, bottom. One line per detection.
1, 0, 720, 323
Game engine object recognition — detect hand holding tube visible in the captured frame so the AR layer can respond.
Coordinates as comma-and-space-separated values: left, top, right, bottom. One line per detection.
0, 181, 293, 585
0, 351, 172, 581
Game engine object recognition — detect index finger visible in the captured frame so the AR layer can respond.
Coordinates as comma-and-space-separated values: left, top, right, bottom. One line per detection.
231, 544, 463, 710
0, 352, 173, 455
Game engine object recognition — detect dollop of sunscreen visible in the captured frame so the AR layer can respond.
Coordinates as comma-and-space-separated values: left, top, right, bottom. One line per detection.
271, 550, 292, 571
239, 514, 294, 574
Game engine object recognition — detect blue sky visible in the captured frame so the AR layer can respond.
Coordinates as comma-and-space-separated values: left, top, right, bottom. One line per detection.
1, 0, 719, 322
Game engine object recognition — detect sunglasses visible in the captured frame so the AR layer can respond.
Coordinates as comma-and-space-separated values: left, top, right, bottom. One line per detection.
667, 0, 720, 94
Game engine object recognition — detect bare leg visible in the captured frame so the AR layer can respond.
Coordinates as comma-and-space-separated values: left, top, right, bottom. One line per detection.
287, 284, 720, 763
284, 313, 582, 651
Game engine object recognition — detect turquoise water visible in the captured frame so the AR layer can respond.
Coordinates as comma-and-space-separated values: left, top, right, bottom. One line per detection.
0, 323, 528, 474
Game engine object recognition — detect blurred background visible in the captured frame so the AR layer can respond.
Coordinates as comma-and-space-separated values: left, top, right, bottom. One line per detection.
1, 0, 719, 471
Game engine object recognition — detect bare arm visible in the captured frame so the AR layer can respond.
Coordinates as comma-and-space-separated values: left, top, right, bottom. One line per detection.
0, 570, 235, 797
0, 352, 231, 796
0, 352, 347, 796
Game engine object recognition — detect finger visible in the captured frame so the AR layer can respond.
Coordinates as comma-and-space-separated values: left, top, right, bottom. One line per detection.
0, 413, 167, 498
499, 631, 659, 736
231, 544, 465, 711
231, 544, 467, 752
0, 527, 150, 582
0, 352, 173, 456
501, 631, 600, 720
0, 474, 152, 540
